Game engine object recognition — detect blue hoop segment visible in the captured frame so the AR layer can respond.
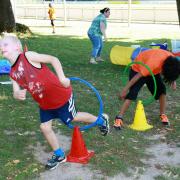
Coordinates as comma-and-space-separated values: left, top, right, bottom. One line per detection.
68, 77, 104, 131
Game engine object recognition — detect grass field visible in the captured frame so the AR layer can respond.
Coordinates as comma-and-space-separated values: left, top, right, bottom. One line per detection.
0, 34, 179, 179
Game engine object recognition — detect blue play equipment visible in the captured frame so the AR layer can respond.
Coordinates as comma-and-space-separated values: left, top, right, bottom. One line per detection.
67, 77, 104, 131
0, 59, 11, 74
150, 42, 168, 50
0, 59, 12, 85
131, 47, 150, 61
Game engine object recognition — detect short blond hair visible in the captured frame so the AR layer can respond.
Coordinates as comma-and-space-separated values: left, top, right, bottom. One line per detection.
1, 34, 23, 51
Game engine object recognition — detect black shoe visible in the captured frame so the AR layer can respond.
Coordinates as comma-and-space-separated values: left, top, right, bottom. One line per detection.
45, 154, 66, 170
98, 114, 110, 136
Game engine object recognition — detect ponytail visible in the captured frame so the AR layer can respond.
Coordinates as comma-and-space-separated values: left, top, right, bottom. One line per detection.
100, 7, 110, 14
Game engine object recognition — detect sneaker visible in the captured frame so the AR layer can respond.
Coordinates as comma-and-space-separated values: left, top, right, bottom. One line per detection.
113, 115, 123, 130
98, 113, 110, 136
90, 57, 98, 64
45, 154, 66, 170
160, 114, 170, 126
96, 57, 104, 62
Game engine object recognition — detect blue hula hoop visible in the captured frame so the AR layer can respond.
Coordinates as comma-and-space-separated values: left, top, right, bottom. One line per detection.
68, 77, 104, 131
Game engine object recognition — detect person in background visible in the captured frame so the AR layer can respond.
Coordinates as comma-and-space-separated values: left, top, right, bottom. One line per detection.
113, 49, 180, 130
87, 7, 110, 64
48, 3, 56, 34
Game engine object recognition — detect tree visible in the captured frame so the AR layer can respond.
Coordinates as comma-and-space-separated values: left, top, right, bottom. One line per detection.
176, 0, 180, 25
0, 0, 15, 33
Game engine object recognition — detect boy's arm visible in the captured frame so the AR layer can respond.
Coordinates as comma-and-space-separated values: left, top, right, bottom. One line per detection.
26, 52, 70, 88
120, 72, 143, 99
12, 79, 27, 100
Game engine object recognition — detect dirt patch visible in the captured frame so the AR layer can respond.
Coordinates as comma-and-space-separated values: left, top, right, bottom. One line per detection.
34, 132, 180, 180
34, 132, 105, 180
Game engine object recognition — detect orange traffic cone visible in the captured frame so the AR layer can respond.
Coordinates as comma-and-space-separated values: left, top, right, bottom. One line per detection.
67, 126, 94, 164
24, 44, 28, 52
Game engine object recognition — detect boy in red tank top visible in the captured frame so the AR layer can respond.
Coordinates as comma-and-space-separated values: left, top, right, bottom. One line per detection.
0, 35, 110, 170
113, 49, 180, 130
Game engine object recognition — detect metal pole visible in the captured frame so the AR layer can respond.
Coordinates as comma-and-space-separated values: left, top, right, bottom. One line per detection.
128, 0, 132, 27
63, 0, 67, 26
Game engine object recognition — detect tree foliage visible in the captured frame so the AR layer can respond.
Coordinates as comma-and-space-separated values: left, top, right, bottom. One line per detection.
176, 0, 180, 25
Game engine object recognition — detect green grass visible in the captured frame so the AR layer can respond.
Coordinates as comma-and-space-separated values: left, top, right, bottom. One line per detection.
155, 166, 180, 180
0, 34, 179, 179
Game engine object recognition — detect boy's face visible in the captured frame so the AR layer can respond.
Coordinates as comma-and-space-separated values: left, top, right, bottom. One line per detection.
0, 37, 19, 59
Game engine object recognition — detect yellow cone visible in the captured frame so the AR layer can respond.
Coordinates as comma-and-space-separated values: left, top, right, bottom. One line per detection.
129, 100, 153, 131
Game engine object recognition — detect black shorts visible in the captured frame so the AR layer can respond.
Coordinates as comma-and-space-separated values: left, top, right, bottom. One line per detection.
50, 19, 54, 26
125, 69, 166, 100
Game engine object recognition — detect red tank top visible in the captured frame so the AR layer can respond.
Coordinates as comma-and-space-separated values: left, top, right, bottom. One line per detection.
10, 53, 72, 110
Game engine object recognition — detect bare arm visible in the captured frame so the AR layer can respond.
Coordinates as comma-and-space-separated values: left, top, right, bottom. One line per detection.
171, 81, 177, 90
121, 72, 143, 99
12, 79, 27, 100
26, 51, 70, 88
100, 22, 107, 40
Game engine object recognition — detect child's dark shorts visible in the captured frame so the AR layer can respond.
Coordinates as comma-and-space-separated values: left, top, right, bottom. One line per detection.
125, 69, 166, 100
50, 19, 54, 26
39, 95, 77, 124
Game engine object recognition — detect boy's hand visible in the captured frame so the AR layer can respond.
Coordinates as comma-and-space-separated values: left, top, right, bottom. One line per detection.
61, 78, 70, 88
14, 89, 27, 100
171, 81, 176, 90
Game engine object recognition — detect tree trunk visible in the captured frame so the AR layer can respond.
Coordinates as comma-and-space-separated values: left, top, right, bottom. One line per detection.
0, 0, 15, 33
176, 0, 180, 25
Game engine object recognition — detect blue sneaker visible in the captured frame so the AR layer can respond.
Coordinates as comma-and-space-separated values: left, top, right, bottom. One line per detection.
45, 154, 66, 170
98, 114, 110, 136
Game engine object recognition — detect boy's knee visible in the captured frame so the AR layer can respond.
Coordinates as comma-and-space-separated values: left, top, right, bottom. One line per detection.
155, 92, 166, 100
40, 123, 52, 133
126, 91, 138, 100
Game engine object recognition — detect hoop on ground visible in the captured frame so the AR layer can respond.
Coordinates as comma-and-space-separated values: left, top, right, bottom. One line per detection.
122, 61, 157, 106
68, 77, 103, 131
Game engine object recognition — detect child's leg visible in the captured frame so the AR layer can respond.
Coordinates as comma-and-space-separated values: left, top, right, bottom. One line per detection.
51, 19, 55, 33
73, 112, 107, 126
159, 94, 166, 115
40, 120, 59, 151
146, 75, 166, 113
72, 112, 97, 123
73, 111, 105, 126
119, 99, 132, 116
159, 94, 169, 125
146, 74, 169, 125
72, 112, 109, 136
40, 120, 66, 170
